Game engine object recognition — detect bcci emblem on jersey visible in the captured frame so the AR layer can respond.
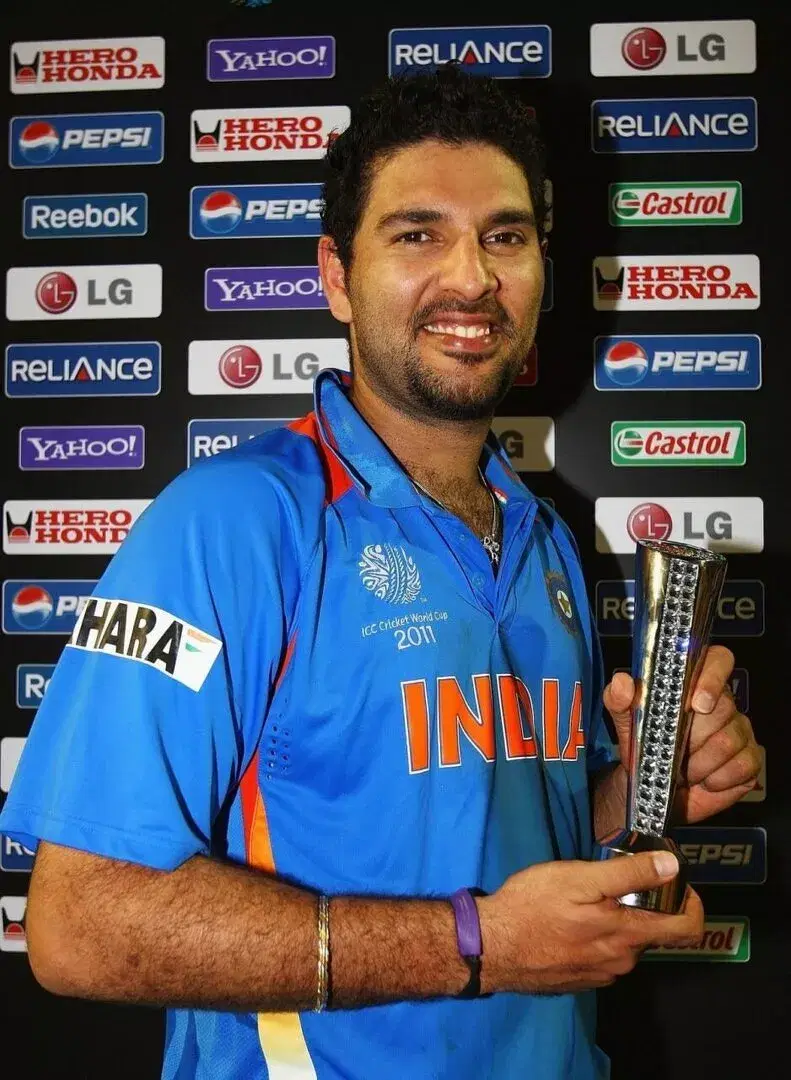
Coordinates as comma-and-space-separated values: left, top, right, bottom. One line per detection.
546, 571, 577, 635
358, 544, 422, 605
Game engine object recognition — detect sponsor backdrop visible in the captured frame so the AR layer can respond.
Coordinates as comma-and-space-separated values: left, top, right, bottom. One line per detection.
1, 1, 788, 1077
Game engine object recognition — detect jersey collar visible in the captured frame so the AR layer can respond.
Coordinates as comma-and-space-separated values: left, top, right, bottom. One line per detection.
313, 368, 536, 510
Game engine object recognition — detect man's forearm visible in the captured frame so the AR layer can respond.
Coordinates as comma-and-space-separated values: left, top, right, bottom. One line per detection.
28, 843, 470, 1011
592, 761, 628, 840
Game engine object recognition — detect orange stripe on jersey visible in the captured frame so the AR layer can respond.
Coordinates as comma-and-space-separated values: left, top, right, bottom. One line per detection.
239, 632, 297, 870
288, 412, 354, 504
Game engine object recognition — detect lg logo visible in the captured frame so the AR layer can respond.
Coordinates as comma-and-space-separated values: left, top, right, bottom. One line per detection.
499, 430, 525, 458
626, 502, 733, 544
219, 345, 262, 388
35, 271, 134, 314
35, 272, 77, 314
622, 26, 726, 71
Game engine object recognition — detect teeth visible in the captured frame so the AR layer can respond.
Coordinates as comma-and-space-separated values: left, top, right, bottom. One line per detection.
424, 323, 492, 339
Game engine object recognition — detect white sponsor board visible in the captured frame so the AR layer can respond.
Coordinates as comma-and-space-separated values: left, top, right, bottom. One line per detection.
190, 106, 350, 162
491, 416, 555, 471
3, 499, 151, 554
0, 737, 25, 793
595, 496, 763, 554
593, 254, 759, 311
590, 21, 756, 77
1, 896, 27, 952
188, 339, 349, 395
11, 36, 165, 93
6, 264, 162, 321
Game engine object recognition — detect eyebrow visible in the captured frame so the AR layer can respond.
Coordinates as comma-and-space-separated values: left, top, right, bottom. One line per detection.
375, 207, 537, 232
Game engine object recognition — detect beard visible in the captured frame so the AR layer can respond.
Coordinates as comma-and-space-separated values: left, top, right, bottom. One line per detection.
349, 292, 539, 423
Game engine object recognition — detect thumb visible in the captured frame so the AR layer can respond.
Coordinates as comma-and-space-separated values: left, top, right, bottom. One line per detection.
603, 670, 636, 747
576, 851, 680, 903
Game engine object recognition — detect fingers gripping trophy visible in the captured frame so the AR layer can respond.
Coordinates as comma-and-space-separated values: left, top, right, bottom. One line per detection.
596, 539, 728, 914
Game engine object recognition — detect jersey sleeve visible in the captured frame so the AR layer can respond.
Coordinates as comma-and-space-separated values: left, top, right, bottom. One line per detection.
0, 458, 304, 871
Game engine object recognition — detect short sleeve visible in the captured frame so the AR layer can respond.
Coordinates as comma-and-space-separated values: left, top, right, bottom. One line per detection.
0, 457, 303, 871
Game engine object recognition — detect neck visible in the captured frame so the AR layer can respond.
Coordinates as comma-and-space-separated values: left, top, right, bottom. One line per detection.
348, 369, 490, 499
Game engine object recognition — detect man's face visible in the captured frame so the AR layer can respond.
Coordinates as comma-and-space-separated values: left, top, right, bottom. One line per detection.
341, 138, 545, 422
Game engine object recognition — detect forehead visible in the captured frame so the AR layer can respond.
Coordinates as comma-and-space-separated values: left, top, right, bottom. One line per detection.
363, 139, 534, 220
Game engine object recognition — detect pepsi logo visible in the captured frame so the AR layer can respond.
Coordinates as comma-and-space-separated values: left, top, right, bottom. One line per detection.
603, 340, 649, 386
11, 585, 54, 629
199, 191, 243, 234
219, 345, 262, 388
35, 272, 78, 315
627, 502, 673, 543
18, 120, 60, 163
621, 27, 667, 70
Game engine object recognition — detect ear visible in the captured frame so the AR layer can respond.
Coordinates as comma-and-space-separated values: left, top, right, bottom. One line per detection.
318, 235, 352, 324
539, 237, 549, 262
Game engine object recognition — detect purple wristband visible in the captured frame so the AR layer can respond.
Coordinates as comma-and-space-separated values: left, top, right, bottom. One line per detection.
449, 888, 483, 959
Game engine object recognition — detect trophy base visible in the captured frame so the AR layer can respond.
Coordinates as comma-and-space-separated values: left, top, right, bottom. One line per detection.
593, 831, 688, 914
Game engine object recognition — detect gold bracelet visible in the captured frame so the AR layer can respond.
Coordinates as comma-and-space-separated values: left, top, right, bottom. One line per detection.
314, 894, 330, 1012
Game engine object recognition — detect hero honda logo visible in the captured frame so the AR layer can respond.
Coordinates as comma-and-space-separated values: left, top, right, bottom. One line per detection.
593, 256, 759, 311
594, 335, 761, 391
5, 342, 161, 398
190, 183, 323, 239
10, 111, 164, 168
595, 497, 764, 554
2, 580, 97, 634
1, 897, 27, 952
389, 25, 551, 78
591, 98, 757, 153
6, 264, 162, 321
3, 500, 151, 555
190, 106, 350, 162
10, 37, 165, 93
590, 21, 756, 77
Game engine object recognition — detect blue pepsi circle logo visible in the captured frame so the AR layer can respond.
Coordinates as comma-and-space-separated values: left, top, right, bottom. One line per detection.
18, 120, 60, 164
12, 585, 54, 628
199, 191, 243, 234
603, 340, 649, 386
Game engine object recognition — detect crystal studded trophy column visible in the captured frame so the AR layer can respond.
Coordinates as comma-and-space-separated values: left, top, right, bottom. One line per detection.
596, 539, 728, 914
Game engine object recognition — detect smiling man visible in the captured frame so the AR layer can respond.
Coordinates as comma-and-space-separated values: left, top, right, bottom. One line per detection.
0, 67, 760, 1080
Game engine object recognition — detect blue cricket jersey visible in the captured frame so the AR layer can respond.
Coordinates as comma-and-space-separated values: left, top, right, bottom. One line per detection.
0, 368, 616, 1079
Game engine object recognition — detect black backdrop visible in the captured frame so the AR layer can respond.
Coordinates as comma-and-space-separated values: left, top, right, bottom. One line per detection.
2, 1, 789, 1077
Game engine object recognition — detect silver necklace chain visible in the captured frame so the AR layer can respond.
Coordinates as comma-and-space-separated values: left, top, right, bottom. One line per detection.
410, 466, 502, 568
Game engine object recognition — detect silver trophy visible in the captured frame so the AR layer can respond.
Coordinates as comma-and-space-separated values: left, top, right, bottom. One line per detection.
596, 539, 728, 914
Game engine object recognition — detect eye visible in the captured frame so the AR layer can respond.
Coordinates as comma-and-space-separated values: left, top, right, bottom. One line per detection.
395, 230, 433, 244
486, 230, 526, 246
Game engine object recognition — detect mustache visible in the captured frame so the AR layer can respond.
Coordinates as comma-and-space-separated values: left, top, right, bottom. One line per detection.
411, 300, 514, 336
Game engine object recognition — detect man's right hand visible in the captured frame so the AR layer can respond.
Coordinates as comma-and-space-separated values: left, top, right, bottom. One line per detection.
478, 852, 704, 995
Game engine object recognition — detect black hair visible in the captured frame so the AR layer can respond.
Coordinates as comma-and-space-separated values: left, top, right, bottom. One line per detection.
321, 64, 548, 270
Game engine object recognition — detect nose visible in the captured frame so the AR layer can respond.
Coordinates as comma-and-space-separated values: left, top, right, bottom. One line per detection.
436, 232, 499, 301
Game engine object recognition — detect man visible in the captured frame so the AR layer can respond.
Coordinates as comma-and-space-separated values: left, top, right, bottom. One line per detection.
0, 67, 760, 1080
